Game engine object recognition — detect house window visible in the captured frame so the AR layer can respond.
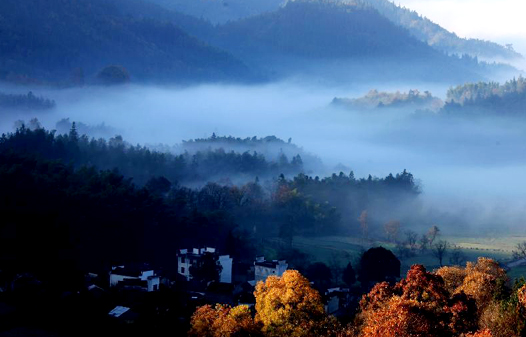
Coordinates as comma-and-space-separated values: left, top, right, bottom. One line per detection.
154, 284, 158, 291
181, 267, 185, 273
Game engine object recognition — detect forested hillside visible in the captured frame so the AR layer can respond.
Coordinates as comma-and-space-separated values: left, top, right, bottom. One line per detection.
0, 0, 249, 84
145, 0, 285, 24
443, 76, 526, 116
351, 0, 522, 60
211, 0, 503, 81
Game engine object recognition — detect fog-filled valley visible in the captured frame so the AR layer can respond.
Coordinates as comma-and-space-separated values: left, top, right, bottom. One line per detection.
3, 0, 526, 336
3, 79, 526, 235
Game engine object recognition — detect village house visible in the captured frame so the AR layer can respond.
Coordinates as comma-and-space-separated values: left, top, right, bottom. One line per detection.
253, 256, 288, 282
177, 247, 233, 283
109, 264, 160, 292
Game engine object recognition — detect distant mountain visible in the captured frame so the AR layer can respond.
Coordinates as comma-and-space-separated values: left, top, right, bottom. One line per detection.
210, 0, 500, 82
0, 0, 250, 84
144, 0, 285, 24
350, 0, 522, 61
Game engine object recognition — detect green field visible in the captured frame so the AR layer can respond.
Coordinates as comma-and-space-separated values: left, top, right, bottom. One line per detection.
284, 235, 526, 280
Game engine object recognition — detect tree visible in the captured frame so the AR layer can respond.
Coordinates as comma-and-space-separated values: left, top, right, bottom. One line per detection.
449, 246, 467, 266
145, 176, 172, 196
358, 210, 369, 240
384, 220, 400, 242
254, 270, 337, 337
190, 253, 222, 287
358, 264, 477, 337
419, 234, 429, 251
512, 241, 526, 260
342, 262, 356, 286
358, 247, 400, 286
189, 304, 262, 337
437, 258, 507, 316
96, 65, 130, 85
433, 240, 449, 267
404, 230, 418, 250
427, 225, 440, 246
305, 262, 332, 292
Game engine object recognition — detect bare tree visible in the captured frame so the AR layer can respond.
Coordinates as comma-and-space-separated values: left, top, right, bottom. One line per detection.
427, 225, 440, 246
433, 240, 449, 267
404, 230, 418, 250
449, 246, 467, 266
513, 241, 526, 260
419, 234, 429, 252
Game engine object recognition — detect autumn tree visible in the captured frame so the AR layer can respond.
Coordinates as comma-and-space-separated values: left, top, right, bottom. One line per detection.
358, 264, 478, 337
358, 210, 369, 240
384, 220, 400, 242
437, 258, 511, 336
254, 270, 339, 337
189, 304, 262, 337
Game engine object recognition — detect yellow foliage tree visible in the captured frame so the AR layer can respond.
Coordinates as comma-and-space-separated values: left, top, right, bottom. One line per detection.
254, 269, 338, 337
189, 304, 261, 337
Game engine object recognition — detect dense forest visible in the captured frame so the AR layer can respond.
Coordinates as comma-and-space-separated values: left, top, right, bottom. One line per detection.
145, 0, 285, 24
0, 0, 249, 84
0, 125, 421, 274
0, 91, 56, 110
332, 89, 444, 111
443, 76, 526, 116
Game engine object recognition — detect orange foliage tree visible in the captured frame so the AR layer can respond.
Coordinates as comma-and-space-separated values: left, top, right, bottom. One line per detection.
437, 258, 507, 315
358, 264, 478, 337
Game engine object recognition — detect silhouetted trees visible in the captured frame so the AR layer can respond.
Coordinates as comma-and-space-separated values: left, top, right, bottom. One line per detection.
358, 247, 401, 287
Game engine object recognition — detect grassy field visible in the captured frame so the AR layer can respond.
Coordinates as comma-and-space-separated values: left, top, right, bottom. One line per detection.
286, 235, 526, 280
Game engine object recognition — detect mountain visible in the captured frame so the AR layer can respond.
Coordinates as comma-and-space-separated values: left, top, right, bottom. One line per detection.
350, 0, 522, 61
144, 0, 286, 24
210, 0, 500, 82
0, 0, 250, 84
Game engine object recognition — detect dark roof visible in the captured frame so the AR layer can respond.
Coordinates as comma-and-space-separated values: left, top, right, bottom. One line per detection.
255, 261, 281, 268
111, 264, 154, 277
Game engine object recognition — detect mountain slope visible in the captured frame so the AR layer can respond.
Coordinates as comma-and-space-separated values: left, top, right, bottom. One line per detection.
352, 0, 522, 61
144, 0, 286, 24
0, 0, 250, 84
210, 0, 495, 82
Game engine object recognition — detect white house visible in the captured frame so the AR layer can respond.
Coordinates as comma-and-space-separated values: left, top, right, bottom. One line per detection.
254, 256, 288, 282
177, 247, 233, 284
109, 265, 160, 292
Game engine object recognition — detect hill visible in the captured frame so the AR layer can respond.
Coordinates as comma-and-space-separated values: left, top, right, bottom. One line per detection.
144, 0, 285, 24
0, 0, 250, 84
442, 76, 526, 116
353, 0, 522, 61
209, 0, 498, 82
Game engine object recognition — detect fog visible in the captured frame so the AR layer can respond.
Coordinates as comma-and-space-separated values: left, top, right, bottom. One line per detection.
2, 80, 526, 234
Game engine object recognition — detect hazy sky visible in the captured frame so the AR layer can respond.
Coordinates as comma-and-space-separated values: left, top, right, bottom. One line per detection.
394, 0, 526, 53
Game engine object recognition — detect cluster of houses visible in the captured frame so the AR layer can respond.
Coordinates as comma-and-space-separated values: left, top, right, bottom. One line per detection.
103, 246, 356, 322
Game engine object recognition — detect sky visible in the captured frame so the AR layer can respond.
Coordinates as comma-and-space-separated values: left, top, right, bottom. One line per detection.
393, 0, 526, 54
